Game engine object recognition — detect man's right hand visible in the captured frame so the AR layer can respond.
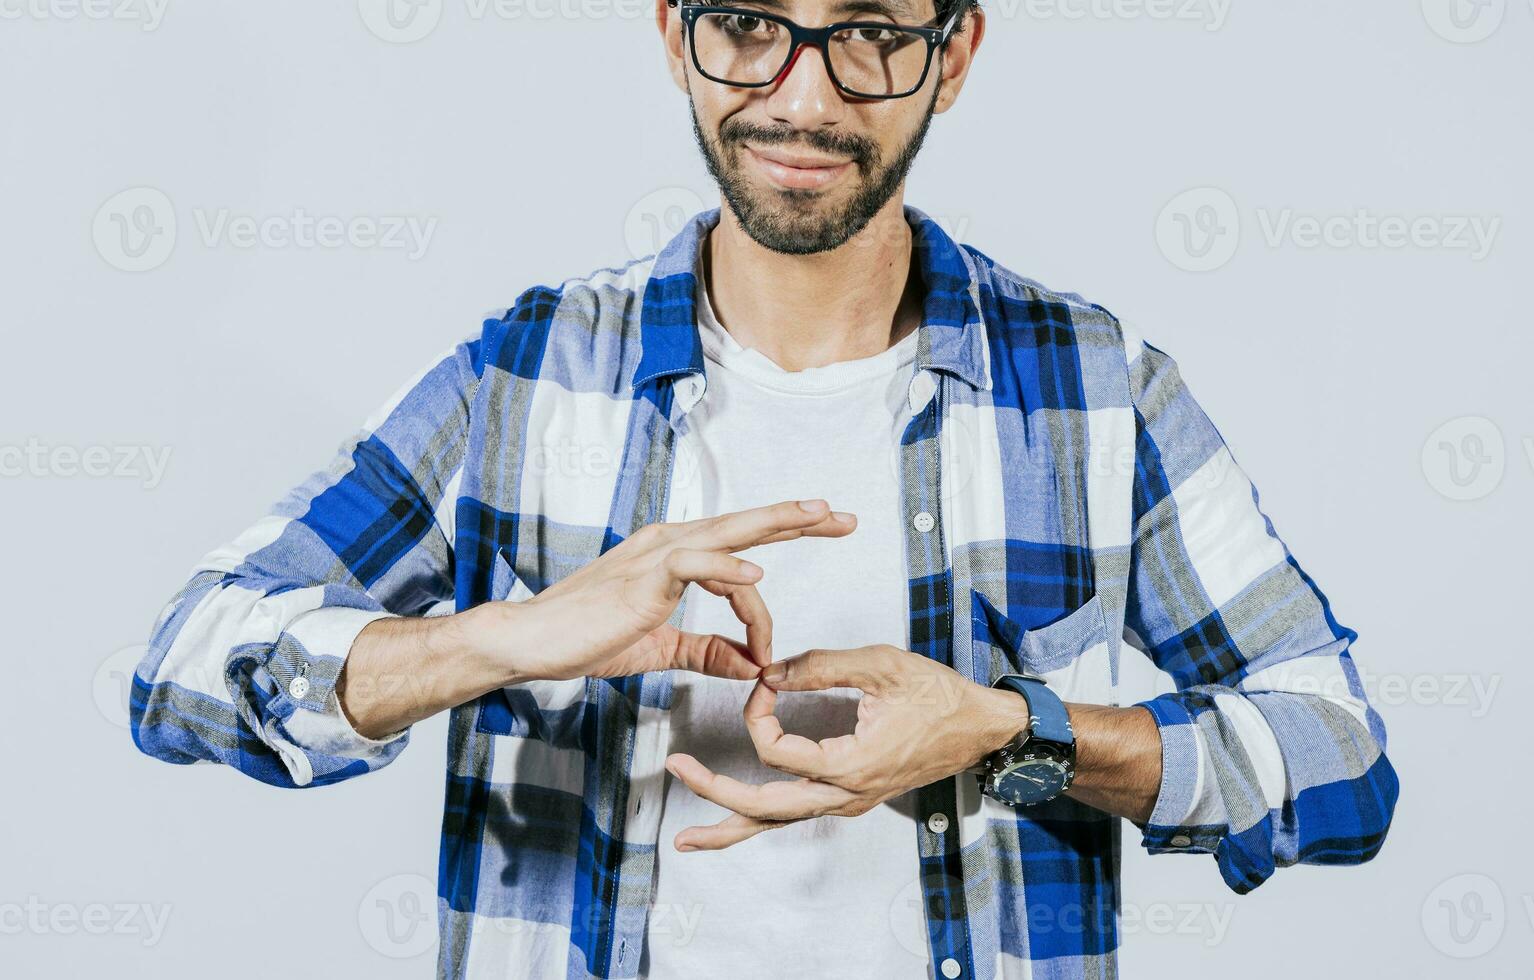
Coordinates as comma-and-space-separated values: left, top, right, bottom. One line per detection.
337, 499, 855, 740
480, 498, 857, 683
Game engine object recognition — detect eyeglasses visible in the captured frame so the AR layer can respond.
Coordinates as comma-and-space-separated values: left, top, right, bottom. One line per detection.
671, 2, 964, 101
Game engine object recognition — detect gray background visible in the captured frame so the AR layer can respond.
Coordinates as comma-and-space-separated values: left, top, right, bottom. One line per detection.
2, 0, 1530, 976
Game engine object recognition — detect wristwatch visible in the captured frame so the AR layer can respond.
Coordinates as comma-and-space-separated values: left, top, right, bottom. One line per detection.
968, 674, 1076, 807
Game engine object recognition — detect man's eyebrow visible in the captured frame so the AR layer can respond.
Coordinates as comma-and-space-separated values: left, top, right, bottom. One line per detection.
831, 0, 921, 19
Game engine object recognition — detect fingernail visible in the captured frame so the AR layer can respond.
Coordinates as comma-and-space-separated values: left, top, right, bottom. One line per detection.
762, 663, 786, 684
798, 499, 828, 512
833, 511, 856, 524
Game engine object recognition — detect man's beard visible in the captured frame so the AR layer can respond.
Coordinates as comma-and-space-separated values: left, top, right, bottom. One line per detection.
688, 80, 942, 256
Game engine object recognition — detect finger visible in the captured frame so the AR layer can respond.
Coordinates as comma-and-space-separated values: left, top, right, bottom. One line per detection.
653, 548, 763, 601
665, 752, 854, 822
667, 630, 761, 681
761, 647, 895, 696
747, 510, 858, 547
673, 811, 795, 852
695, 580, 772, 668
681, 500, 858, 554
742, 680, 860, 780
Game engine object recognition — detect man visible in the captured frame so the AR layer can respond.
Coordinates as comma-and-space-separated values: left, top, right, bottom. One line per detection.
130, 0, 1400, 976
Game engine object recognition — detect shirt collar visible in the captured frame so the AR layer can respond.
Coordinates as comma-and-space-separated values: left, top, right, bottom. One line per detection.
630, 205, 992, 393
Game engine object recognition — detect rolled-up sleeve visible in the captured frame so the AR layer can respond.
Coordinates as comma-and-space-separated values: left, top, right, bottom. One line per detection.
129, 338, 480, 788
1122, 337, 1399, 893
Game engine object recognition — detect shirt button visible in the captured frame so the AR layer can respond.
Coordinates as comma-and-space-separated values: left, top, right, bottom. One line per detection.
912, 511, 935, 533
926, 812, 950, 834
288, 675, 310, 700
940, 957, 962, 978
1170, 834, 1192, 848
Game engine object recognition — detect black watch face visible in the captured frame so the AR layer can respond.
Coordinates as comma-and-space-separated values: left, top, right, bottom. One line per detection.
995, 758, 1070, 806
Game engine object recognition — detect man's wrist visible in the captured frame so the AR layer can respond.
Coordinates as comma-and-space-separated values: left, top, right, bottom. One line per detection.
969, 682, 1034, 761
453, 600, 540, 689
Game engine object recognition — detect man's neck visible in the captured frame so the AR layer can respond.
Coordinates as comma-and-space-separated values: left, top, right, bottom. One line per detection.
701, 197, 926, 372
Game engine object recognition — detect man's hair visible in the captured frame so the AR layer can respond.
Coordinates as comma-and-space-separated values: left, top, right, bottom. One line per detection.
936, 0, 981, 33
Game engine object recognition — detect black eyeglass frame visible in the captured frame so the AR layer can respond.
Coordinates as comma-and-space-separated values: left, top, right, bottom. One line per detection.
669, 1, 966, 101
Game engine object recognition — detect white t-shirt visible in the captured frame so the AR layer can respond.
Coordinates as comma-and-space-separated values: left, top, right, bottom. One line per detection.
642, 281, 932, 978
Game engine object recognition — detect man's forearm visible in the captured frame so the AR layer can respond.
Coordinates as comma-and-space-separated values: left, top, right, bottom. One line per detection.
1064, 703, 1161, 823
336, 603, 534, 740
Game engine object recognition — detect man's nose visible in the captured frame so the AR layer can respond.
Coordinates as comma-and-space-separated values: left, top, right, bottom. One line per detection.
762, 42, 847, 130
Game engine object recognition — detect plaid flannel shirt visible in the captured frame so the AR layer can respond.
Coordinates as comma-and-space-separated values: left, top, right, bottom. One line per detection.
131, 205, 1399, 979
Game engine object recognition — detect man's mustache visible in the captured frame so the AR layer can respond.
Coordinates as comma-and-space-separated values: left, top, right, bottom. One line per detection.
719, 122, 877, 167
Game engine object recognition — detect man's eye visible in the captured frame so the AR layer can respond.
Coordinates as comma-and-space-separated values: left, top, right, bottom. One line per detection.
725, 14, 772, 33
848, 27, 900, 44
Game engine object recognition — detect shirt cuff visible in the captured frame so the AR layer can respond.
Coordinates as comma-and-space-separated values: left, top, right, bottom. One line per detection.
1132, 693, 1224, 855
275, 606, 409, 759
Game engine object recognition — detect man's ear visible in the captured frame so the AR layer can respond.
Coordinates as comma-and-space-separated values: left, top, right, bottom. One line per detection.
933, 7, 986, 115
656, 0, 691, 94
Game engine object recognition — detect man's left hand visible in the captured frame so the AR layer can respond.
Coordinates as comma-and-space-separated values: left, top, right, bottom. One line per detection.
663, 645, 1030, 851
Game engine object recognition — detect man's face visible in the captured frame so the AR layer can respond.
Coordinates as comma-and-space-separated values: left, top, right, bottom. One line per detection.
665, 0, 971, 256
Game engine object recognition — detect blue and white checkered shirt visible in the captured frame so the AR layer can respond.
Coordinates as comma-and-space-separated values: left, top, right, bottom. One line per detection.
131, 205, 1399, 979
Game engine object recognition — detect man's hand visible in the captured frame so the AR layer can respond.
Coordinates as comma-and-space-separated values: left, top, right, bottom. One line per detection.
662, 645, 1030, 851
500, 498, 856, 682
338, 499, 856, 740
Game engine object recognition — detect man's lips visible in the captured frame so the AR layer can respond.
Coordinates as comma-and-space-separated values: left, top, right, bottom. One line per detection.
742, 143, 855, 191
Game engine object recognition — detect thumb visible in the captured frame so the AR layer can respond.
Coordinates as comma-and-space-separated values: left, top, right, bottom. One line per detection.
760, 647, 889, 694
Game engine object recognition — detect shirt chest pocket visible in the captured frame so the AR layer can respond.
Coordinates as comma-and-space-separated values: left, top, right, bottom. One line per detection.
969, 589, 1115, 705
472, 550, 588, 748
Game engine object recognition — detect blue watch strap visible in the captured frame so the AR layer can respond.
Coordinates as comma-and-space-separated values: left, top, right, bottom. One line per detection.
995, 675, 1073, 745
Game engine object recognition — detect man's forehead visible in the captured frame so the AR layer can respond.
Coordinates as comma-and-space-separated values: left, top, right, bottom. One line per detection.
712, 0, 941, 23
